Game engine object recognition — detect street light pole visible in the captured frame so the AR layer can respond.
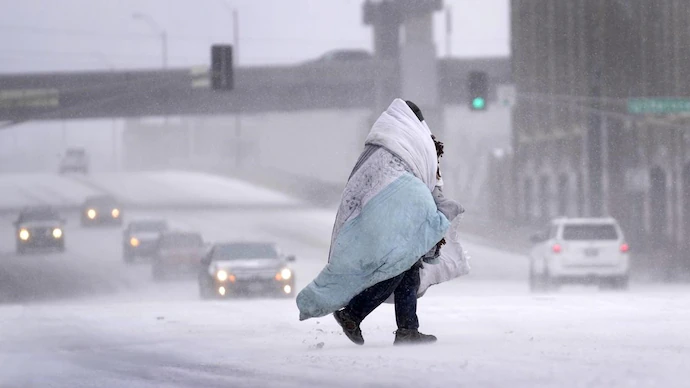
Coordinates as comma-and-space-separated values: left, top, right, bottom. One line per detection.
232, 8, 241, 168
445, 5, 452, 57
233, 8, 239, 64
132, 12, 168, 69
132, 12, 169, 124
221, 2, 242, 168
222, 1, 240, 64
162, 30, 168, 69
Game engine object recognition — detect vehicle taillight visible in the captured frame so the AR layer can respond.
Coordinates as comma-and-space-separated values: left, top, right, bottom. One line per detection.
552, 244, 562, 254
620, 243, 630, 253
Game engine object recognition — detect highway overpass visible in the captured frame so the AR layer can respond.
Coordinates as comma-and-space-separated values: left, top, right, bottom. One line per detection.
0, 57, 510, 123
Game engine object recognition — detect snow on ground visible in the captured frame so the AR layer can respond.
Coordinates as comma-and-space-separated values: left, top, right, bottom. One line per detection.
0, 193, 688, 387
0, 173, 101, 210
2, 282, 689, 388
77, 171, 300, 208
0, 171, 300, 211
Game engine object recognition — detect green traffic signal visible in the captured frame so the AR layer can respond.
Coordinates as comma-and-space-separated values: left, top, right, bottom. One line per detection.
472, 97, 486, 110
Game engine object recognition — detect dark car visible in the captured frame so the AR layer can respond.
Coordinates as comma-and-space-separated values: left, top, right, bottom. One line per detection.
122, 219, 169, 263
198, 242, 296, 299
14, 206, 65, 254
151, 231, 206, 280
81, 195, 122, 227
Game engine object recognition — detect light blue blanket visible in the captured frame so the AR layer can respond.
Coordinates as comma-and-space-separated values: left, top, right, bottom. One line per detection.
296, 172, 449, 320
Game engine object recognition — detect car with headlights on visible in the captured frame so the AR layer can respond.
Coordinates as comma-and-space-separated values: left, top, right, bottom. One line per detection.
14, 206, 66, 254
151, 231, 205, 280
198, 242, 296, 299
81, 195, 122, 227
122, 219, 169, 263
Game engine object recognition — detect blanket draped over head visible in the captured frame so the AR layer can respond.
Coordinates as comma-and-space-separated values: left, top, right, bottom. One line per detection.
296, 99, 450, 321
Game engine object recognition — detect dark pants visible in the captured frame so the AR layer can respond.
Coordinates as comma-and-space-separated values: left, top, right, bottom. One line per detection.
344, 262, 421, 330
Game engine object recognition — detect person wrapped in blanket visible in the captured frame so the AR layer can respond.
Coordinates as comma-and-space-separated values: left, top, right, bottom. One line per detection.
296, 99, 468, 346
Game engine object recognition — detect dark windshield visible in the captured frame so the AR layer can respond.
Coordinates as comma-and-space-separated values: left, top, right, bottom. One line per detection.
212, 243, 278, 260
86, 196, 117, 206
562, 224, 618, 241
160, 234, 203, 249
131, 221, 168, 233
321, 50, 371, 61
19, 208, 60, 222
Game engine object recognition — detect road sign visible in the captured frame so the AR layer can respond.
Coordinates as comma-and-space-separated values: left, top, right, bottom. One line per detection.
628, 98, 690, 114
0, 89, 59, 109
190, 66, 210, 89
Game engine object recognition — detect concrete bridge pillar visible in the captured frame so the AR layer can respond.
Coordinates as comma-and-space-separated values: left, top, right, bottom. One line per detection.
363, 0, 444, 137
400, 9, 442, 137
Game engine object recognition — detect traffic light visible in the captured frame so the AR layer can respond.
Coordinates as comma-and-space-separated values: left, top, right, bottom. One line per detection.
468, 71, 488, 111
211, 45, 233, 91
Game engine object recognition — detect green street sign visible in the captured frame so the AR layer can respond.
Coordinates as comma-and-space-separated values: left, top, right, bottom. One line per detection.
628, 98, 690, 114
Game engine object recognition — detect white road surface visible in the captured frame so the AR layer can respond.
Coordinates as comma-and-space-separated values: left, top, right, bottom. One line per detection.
0, 173, 688, 388
0, 171, 298, 211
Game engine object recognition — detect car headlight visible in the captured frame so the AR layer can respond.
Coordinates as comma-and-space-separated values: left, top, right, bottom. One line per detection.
52, 228, 63, 239
130, 237, 139, 247
111, 208, 120, 218
280, 268, 292, 280
87, 209, 97, 219
216, 270, 228, 282
19, 229, 30, 241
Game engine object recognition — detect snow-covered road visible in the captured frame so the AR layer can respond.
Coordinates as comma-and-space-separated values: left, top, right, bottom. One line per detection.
0, 205, 688, 387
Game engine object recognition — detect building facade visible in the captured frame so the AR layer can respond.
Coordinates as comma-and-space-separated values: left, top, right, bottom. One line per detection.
508, 0, 690, 276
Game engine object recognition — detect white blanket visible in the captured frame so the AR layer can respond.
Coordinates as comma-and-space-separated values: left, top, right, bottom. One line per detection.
418, 217, 471, 297
367, 99, 470, 300
365, 99, 439, 191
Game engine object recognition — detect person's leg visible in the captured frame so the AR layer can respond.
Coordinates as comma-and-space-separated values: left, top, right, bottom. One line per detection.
393, 262, 437, 344
334, 271, 406, 345
394, 263, 421, 330
346, 271, 405, 322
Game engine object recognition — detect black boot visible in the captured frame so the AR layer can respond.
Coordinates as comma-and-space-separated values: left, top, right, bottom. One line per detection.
394, 329, 437, 345
333, 309, 364, 345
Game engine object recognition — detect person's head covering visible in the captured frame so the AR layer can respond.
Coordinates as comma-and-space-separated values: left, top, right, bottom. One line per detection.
405, 100, 425, 122
365, 98, 438, 190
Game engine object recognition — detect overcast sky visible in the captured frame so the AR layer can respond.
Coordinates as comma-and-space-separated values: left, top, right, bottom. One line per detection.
0, 0, 510, 73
